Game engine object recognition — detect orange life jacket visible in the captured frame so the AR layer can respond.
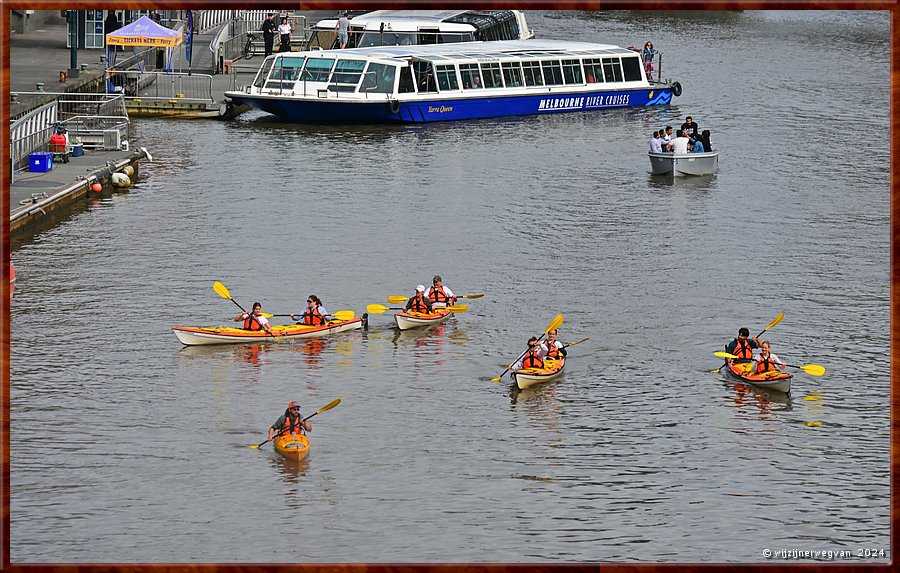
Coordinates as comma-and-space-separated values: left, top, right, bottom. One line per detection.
300, 306, 326, 326
408, 296, 430, 313
730, 338, 753, 360
543, 341, 561, 359
756, 356, 780, 373
243, 313, 264, 331
522, 348, 543, 369
428, 286, 449, 304
276, 414, 304, 436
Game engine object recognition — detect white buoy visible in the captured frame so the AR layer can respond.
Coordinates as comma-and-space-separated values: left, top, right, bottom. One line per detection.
111, 172, 131, 188
123, 165, 135, 177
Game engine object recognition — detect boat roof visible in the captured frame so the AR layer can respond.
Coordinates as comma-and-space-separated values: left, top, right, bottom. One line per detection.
314, 10, 511, 31
294, 40, 635, 61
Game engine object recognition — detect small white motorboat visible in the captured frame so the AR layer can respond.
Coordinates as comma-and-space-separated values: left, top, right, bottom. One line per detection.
649, 150, 719, 176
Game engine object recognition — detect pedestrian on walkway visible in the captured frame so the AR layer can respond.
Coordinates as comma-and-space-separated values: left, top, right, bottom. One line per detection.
261, 13, 276, 57
278, 16, 292, 53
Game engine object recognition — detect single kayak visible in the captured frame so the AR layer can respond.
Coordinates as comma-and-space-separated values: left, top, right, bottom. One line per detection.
513, 357, 565, 390
394, 308, 452, 331
722, 361, 792, 394
273, 433, 310, 461
172, 317, 363, 346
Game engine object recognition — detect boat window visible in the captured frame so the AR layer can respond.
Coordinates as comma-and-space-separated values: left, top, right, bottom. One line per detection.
412, 61, 438, 93
480, 62, 503, 88
459, 63, 483, 89
328, 59, 367, 92
308, 30, 338, 50
501, 62, 523, 87
583, 58, 604, 83
561, 59, 583, 84
253, 57, 276, 89
398, 66, 416, 93
521, 61, 544, 87
602, 57, 624, 83
265, 57, 305, 91
301, 58, 336, 82
436, 64, 459, 91
540, 60, 564, 86
621, 56, 643, 81
442, 32, 473, 43
360, 62, 396, 94
418, 28, 440, 45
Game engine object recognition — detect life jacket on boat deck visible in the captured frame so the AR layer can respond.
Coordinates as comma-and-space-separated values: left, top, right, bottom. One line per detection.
729, 338, 753, 360
543, 341, 561, 359
243, 314, 264, 331
756, 356, 781, 373
300, 306, 326, 326
428, 286, 450, 305
408, 296, 430, 313
522, 348, 544, 369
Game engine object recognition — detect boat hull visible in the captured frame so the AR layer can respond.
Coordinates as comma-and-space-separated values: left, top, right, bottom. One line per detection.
722, 361, 792, 393
273, 433, 310, 461
227, 86, 674, 124
649, 150, 719, 176
513, 357, 565, 390
172, 318, 362, 346
394, 309, 453, 330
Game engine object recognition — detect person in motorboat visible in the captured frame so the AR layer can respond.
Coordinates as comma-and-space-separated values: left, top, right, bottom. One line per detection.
690, 132, 705, 153
698, 130, 712, 153
660, 126, 674, 151
291, 294, 332, 325
511, 336, 545, 372
267, 401, 312, 441
751, 341, 786, 373
404, 285, 433, 313
680, 116, 699, 138
234, 301, 274, 335
540, 329, 567, 360
672, 129, 691, 154
725, 327, 760, 364
425, 275, 457, 308
641, 41, 658, 81
649, 131, 663, 153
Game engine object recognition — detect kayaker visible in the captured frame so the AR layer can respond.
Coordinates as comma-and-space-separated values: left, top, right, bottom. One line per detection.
291, 294, 331, 325
425, 275, 457, 308
540, 329, 567, 359
752, 341, 786, 373
234, 302, 274, 335
511, 336, 544, 372
267, 401, 312, 440
725, 327, 760, 363
404, 285, 433, 313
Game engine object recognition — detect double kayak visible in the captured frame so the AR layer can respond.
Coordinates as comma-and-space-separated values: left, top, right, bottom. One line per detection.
513, 357, 565, 390
722, 361, 792, 394
394, 308, 452, 331
273, 433, 310, 461
172, 317, 363, 346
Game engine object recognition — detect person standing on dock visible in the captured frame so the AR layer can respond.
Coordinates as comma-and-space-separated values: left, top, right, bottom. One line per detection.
278, 16, 292, 53
336, 12, 351, 49
261, 13, 277, 57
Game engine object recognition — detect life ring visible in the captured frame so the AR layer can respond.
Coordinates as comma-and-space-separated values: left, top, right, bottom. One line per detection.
389, 100, 400, 114
672, 81, 682, 97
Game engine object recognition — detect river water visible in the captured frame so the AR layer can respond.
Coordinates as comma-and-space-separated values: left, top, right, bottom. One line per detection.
9, 10, 890, 563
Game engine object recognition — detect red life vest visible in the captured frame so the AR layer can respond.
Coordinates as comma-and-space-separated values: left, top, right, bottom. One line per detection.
276, 414, 304, 436
756, 356, 780, 373
408, 296, 430, 313
543, 341, 561, 359
301, 306, 326, 326
243, 313, 264, 331
731, 338, 753, 360
522, 348, 543, 369
428, 286, 449, 304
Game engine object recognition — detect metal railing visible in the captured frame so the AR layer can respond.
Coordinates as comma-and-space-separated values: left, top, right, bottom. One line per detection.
213, 12, 309, 70
106, 70, 214, 102
10, 100, 58, 181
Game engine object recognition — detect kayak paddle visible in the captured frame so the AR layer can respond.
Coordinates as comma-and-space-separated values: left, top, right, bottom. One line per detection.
713, 352, 824, 376
388, 293, 483, 304
260, 310, 355, 321
562, 337, 589, 349
366, 303, 468, 315
213, 281, 274, 338
490, 314, 564, 382
248, 397, 342, 449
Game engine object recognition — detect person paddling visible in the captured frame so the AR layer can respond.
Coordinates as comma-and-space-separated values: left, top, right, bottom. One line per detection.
752, 340, 786, 373
234, 301, 274, 335
267, 401, 312, 441
540, 329, 567, 360
725, 327, 760, 364
511, 336, 544, 373
291, 294, 331, 325
404, 285, 433, 313
425, 274, 458, 308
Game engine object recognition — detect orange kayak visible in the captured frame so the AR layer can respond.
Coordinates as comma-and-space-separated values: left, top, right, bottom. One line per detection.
723, 361, 792, 393
273, 433, 310, 461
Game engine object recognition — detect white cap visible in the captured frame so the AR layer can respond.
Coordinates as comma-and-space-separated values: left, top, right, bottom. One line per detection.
416, 285, 425, 292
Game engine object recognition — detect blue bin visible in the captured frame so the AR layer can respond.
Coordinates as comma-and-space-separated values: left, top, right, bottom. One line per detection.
70, 143, 84, 157
28, 152, 53, 173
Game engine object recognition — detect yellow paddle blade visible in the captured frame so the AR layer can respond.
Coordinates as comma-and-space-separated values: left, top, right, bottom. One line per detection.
316, 397, 342, 413
332, 310, 355, 321
445, 304, 468, 312
213, 281, 232, 300
460, 293, 484, 299
387, 295, 409, 304
714, 351, 738, 359
247, 444, 261, 449
545, 314, 564, 334
260, 312, 274, 318
564, 337, 590, 348
764, 312, 785, 331
489, 376, 502, 383
800, 364, 826, 377
366, 303, 390, 314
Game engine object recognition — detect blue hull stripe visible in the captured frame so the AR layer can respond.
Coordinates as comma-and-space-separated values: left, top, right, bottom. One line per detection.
231, 88, 673, 124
